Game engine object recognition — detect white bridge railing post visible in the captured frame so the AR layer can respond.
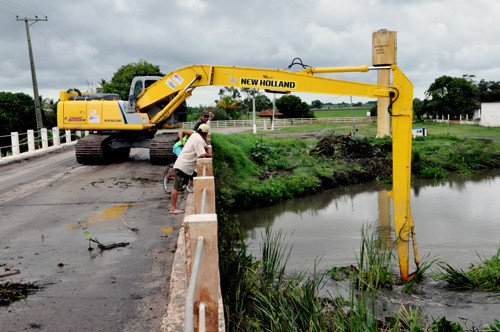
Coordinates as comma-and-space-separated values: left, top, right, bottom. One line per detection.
41, 128, 48, 149
65, 130, 72, 144
27, 129, 35, 152
52, 127, 60, 146
11, 132, 20, 156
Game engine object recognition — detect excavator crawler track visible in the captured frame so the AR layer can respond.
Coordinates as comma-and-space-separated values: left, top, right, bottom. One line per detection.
149, 133, 177, 165
75, 134, 112, 165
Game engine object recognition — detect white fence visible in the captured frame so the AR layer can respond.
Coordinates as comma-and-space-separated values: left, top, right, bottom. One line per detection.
0, 128, 89, 159
182, 116, 375, 129
431, 114, 479, 125
1, 117, 374, 160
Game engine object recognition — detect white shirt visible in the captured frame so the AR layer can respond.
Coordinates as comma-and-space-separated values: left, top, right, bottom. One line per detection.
173, 132, 207, 175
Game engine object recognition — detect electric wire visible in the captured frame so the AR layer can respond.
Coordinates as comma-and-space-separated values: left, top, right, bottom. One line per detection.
0, 0, 44, 17
0, 5, 16, 17
48, 21, 111, 73
2, 0, 112, 87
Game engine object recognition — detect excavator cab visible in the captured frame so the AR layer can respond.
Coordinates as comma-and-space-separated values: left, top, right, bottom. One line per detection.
128, 76, 163, 108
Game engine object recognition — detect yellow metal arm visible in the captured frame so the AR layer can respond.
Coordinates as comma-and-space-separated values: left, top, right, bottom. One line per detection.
138, 63, 418, 280
136, 65, 394, 111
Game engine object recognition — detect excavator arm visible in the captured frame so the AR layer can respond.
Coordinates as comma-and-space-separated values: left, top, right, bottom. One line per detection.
139, 64, 418, 280
57, 62, 418, 280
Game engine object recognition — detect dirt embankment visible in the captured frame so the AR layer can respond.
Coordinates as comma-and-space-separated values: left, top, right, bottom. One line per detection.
310, 134, 393, 186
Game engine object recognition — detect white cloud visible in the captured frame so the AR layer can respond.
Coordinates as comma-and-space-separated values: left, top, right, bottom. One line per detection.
0, 0, 499, 106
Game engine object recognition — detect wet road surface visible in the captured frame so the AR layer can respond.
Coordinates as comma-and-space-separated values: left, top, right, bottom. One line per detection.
0, 147, 186, 331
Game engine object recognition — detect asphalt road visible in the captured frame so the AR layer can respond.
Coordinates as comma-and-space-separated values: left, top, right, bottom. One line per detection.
0, 147, 186, 331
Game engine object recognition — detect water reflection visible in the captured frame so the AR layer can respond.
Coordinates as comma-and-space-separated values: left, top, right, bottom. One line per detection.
238, 169, 500, 271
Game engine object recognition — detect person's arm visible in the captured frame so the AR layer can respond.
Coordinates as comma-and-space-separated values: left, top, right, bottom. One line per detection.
209, 111, 215, 121
201, 145, 212, 158
179, 130, 192, 146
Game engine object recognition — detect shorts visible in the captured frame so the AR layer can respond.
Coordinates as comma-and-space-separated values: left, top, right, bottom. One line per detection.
173, 169, 196, 191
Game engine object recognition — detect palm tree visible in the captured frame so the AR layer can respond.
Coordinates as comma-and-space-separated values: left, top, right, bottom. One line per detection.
217, 96, 240, 119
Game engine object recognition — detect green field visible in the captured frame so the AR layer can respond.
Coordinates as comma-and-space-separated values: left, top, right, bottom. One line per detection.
314, 108, 371, 118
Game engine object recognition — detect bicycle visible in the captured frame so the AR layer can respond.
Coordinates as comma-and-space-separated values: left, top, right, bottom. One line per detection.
163, 163, 193, 194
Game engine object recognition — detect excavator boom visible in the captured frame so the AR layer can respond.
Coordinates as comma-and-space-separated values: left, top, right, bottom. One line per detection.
57, 63, 418, 279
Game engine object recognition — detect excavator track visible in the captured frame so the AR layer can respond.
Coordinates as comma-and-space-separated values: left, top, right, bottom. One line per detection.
149, 133, 177, 165
75, 134, 112, 165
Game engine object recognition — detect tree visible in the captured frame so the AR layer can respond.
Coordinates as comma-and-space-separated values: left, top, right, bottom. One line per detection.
0, 92, 37, 135
424, 76, 478, 119
255, 95, 272, 112
369, 101, 377, 117
218, 87, 241, 100
240, 88, 259, 119
477, 79, 500, 102
217, 96, 240, 119
41, 97, 58, 128
98, 60, 161, 100
275, 95, 314, 118
412, 98, 423, 120
311, 100, 322, 109
0, 92, 41, 153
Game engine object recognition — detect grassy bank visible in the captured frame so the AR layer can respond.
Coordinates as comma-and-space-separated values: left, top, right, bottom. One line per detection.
213, 122, 500, 331
212, 128, 500, 212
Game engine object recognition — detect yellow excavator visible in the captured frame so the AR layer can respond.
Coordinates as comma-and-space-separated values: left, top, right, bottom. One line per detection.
57, 61, 419, 280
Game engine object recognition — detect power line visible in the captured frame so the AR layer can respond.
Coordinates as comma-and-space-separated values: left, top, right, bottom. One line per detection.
0, 3, 17, 16
0, 0, 43, 17
45, 22, 109, 73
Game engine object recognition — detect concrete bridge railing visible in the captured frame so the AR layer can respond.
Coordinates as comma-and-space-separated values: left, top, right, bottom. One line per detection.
162, 133, 224, 332
0, 128, 89, 164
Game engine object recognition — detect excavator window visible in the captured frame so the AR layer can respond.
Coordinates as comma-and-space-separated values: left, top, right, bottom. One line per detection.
145, 79, 157, 89
132, 80, 143, 100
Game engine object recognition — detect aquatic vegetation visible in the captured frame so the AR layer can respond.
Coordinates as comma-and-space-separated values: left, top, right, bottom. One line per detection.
214, 124, 500, 330
438, 248, 500, 292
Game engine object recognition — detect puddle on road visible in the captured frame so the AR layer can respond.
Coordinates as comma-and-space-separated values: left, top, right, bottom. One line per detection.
161, 227, 173, 236
68, 203, 137, 230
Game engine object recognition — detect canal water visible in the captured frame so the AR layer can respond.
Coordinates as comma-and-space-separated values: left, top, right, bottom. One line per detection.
238, 169, 500, 272
236, 169, 500, 326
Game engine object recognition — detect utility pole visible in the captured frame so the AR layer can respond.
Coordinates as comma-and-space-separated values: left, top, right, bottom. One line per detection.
17, 16, 48, 131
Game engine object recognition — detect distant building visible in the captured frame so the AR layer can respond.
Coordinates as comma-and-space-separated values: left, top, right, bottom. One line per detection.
479, 102, 500, 127
412, 127, 427, 138
256, 109, 283, 118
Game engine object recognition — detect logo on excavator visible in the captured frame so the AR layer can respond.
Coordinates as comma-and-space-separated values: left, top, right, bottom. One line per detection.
240, 78, 296, 89
65, 116, 84, 122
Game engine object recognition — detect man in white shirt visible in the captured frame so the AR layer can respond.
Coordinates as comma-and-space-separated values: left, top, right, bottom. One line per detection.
170, 124, 212, 214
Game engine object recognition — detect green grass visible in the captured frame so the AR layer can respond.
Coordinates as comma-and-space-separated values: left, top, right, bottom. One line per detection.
220, 218, 431, 331
212, 126, 500, 211
438, 248, 500, 292
314, 108, 371, 118
219, 218, 500, 331
415, 122, 500, 146
412, 134, 500, 178
215, 122, 500, 331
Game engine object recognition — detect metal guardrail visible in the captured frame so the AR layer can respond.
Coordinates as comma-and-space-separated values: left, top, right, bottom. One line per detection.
200, 188, 207, 214
185, 236, 205, 332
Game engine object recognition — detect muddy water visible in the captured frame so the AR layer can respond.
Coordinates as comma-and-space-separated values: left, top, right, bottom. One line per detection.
236, 169, 500, 326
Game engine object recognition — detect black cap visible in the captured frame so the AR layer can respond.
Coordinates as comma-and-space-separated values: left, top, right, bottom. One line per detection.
201, 111, 210, 116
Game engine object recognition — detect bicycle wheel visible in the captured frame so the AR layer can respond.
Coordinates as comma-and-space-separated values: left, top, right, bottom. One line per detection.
163, 164, 174, 194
